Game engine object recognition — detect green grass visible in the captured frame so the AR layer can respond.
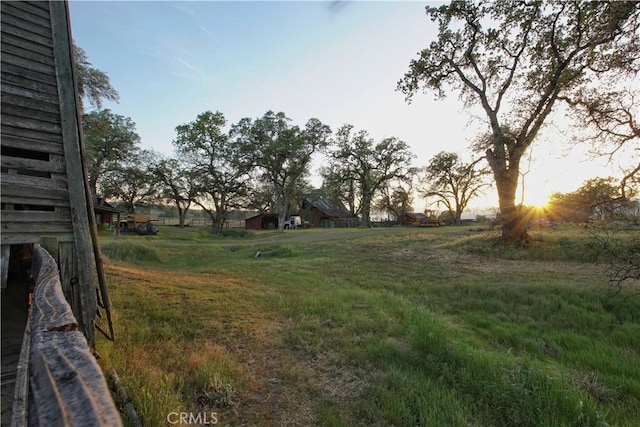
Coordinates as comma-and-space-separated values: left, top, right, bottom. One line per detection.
97, 224, 640, 426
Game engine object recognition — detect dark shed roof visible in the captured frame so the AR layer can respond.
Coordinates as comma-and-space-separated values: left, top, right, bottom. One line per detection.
302, 198, 353, 218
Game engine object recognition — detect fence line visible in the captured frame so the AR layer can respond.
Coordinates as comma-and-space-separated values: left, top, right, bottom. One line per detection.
15, 245, 122, 426
153, 218, 245, 228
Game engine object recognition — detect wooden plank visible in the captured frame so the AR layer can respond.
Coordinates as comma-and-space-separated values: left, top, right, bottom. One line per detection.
26, 1, 51, 14
1, 184, 69, 203
3, 1, 50, 20
1, 43, 55, 68
0, 195, 69, 208
0, 103, 61, 125
51, 0, 97, 348
10, 304, 31, 427
1, 53, 56, 82
30, 246, 77, 331
27, 245, 123, 425
1, 114, 62, 135
0, 174, 68, 191
1, 124, 63, 143
2, 222, 73, 235
0, 12, 52, 40
1, 2, 52, 30
1, 71, 58, 95
57, 242, 78, 327
1, 83, 59, 106
1, 232, 74, 245
1, 61, 58, 87
1, 31, 53, 58
29, 332, 123, 426
0, 135, 64, 155
0, 22, 52, 48
40, 237, 59, 261
2, 90, 60, 114
1, 210, 71, 223
1, 245, 9, 290
1, 156, 66, 174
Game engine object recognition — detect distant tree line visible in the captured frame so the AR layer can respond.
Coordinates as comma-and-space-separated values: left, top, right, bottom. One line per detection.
75, 0, 639, 238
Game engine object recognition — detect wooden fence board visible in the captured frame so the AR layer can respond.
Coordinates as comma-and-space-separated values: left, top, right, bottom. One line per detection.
1, 124, 63, 143
28, 246, 122, 426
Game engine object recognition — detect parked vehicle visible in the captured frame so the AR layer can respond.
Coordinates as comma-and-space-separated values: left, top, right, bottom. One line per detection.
283, 215, 302, 229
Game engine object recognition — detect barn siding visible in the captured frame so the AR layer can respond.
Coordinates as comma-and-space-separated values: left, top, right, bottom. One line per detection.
1, 0, 96, 345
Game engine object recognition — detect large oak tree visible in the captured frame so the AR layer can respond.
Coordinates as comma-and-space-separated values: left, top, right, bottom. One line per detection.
399, 0, 639, 244
82, 109, 140, 196
232, 111, 331, 231
173, 111, 250, 234
326, 124, 414, 228
421, 152, 490, 225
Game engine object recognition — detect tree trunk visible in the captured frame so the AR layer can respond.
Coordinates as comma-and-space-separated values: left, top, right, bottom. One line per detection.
361, 191, 372, 228
277, 196, 288, 231
495, 172, 529, 245
454, 209, 462, 225
89, 177, 98, 197
177, 207, 185, 228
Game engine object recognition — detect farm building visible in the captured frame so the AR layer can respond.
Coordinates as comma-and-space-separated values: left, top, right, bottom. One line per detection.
94, 196, 123, 228
245, 213, 279, 230
300, 198, 358, 228
402, 212, 442, 227
403, 212, 428, 226
1, 0, 120, 424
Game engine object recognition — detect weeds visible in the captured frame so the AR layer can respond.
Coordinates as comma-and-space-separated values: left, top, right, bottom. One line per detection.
101, 241, 159, 263
98, 225, 640, 426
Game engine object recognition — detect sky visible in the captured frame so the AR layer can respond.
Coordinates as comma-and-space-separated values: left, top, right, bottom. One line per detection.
68, 1, 634, 214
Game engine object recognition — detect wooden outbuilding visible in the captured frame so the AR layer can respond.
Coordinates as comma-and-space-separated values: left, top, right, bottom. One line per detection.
300, 198, 358, 228
402, 212, 442, 227
94, 197, 123, 229
1, 1, 120, 424
245, 213, 279, 230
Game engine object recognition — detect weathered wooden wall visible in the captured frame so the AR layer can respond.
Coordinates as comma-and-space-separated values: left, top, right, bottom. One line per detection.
12, 246, 122, 426
1, 0, 97, 345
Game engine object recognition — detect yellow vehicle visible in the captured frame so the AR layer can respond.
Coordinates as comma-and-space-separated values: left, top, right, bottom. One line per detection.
118, 214, 158, 235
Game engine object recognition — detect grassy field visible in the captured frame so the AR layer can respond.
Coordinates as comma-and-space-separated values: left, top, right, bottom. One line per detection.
96, 225, 640, 426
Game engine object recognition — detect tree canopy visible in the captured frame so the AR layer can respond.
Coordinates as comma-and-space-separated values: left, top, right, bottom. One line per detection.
150, 157, 200, 227
232, 111, 331, 231
399, 0, 640, 244
73, 43, 119, 111
173, 111, 250, 234
325, 124, 414, 228
82, 109, 140, 196
421, 152, 490, 224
